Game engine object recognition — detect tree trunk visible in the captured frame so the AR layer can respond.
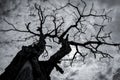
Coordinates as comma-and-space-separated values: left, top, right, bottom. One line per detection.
15, 61, 33, 80
0, 39, 71, 80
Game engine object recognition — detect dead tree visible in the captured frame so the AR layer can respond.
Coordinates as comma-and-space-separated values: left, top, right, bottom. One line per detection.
0, 0, 120, 80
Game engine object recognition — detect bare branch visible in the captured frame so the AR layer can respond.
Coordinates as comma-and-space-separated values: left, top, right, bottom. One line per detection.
0, 19, 28, 33
25, 22, 40, 36
81, 0, 87, 14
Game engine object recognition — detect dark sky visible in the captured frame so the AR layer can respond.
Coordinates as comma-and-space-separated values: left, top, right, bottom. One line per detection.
98, 0, 120, 7
0, 0, 21, 17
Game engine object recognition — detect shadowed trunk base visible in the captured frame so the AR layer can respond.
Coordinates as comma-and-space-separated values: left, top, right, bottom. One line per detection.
0, 39, 71, 80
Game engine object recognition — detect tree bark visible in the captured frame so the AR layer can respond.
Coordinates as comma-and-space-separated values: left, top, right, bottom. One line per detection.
0, 38, 46, 80
0, 39, 71, 80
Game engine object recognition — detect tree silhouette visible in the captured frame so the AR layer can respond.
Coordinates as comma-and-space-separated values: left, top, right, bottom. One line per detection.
0, 0, 120, 80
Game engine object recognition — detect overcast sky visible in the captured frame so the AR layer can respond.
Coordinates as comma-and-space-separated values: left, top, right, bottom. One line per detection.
0, 0, 120, 41
97, 0, 120, 42
0, 0, 120, 80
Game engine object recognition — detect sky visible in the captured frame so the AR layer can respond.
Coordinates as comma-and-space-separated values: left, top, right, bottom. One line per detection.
97, 0, 120, 42
0, 0, 120, 80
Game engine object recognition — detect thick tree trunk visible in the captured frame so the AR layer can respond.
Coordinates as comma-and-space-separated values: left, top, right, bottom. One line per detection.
42, 39, 72, 76
15, 61, 33, 80
0, 38, 46, 80
0, 48, 31, 80
0, 39, 71, 80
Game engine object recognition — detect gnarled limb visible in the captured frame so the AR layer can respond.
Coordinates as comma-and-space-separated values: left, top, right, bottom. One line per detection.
46, 35, 71, 75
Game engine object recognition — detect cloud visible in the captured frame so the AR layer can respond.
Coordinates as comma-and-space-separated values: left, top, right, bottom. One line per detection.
96, 0, 120, 42
109, 9, 120, 42
98, 0, 120, 7
0, 0, 21, 17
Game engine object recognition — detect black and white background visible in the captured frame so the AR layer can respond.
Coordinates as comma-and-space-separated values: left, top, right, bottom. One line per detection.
0, 0, 120, 80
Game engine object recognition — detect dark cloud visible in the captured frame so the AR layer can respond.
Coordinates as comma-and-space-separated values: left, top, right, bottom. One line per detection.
0, 0, 21, 17
98, 0, 120, 7
0, 0, 8, 16
41, 0, 49, 2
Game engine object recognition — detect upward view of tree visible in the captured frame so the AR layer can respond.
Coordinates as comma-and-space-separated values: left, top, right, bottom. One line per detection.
0, 0, 120, 80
